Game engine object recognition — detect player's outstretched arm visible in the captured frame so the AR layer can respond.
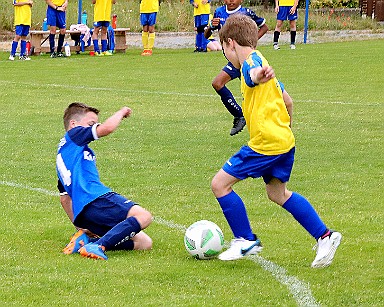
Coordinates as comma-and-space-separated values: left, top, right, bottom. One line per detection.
96, 107, 132, 137
250, 66, 275, 84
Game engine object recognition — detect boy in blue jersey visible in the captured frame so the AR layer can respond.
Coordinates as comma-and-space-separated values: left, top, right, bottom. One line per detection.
273, 0, 299, 50
213, 14, 341, 268
57, 103, 153, 260
204, 0, 268, 136
45, 0, 68, 57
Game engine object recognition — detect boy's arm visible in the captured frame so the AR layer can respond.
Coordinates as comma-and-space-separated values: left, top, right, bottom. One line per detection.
60, 194, 75, 223
96, 107, 132, 138
204, 17, 219, 38
250, 66, 275, 85
257, 23, 268, 39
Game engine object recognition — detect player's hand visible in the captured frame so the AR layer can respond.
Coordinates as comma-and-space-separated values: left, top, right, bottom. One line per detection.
275, 6, 279, 14
202, 0, 208, 4
258, 66, 275, 84
211, 18, 220, 27
289, 6, 296, 15
121, 107, 132, 118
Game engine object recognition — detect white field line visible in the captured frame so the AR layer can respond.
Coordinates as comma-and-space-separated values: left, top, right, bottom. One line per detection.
0, 180, 321, 306
0, 80, 381, 106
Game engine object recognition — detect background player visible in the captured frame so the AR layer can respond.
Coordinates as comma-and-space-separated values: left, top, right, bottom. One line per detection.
140, 0, 159, 56
273, 0, 299, 50
213, 14, 342, 267
92, 0, 116, 56
9, 0, 33, 61
57, 103, 153, 260
204, 0, 268, 136
191, 0, 210, 52
45, 0, 68, 57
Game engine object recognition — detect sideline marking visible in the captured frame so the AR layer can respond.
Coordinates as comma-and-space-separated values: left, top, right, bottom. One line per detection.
1, 181, 320, 306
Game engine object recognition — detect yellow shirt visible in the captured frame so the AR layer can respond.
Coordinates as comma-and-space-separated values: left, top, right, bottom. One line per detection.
94, 0, 114, 22
278, 0, 295, 6
51, 0, 66, 6
14, 0, 32, 26
241, 50, 295, 155
192, 0, 210, 16
140, 0, 159, 13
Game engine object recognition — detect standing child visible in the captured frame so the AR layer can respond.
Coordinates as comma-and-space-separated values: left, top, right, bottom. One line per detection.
191, 0, 210, 52
204, 0, 268, 136
273, 0, 299, 50
9, 0, 33, 61
140, 0, 159, 56
92, 0, 116, 56
213, 14, 342, 268
45, 0, 68, 57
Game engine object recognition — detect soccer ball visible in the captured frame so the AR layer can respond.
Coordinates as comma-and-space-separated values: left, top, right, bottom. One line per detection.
184, 220, 224, 260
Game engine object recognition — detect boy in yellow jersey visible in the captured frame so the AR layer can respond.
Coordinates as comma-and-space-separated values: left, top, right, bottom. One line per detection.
140, 0, 159, 56
45, 0, 68, 57
273, 0, 299, 49
190, 0, 210, 52
10, 0, 33, 61
92, 0, 116, 56
212, 14, 342, 268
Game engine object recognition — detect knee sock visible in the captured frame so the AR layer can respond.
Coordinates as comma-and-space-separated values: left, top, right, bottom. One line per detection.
148, 32, 155, 50
216, 86, 243, 118
282, 192, 327, 240
49, 34, 55, 53
93, 39, 100, 53
216, 191, 254, 240
11, 41, 18, 56
290, 30, 296, 45
20, 40, 26, 56
101, 39, 108, 52
142, 31, 149, 49
57, 34, 65, 52
95, 216, 142, 250
273, 31, 280, 45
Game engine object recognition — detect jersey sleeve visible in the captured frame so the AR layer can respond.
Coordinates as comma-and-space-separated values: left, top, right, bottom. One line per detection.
57, 179, 68, 195
246, 9, 266, 28
242, 53, 263, 87
67, 124, 99, 147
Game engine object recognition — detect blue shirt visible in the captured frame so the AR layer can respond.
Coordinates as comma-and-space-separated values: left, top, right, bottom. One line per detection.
56, 124, 111, 219
212, 5, 266, 30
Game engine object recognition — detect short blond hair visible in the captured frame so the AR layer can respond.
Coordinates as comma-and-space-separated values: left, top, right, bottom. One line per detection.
219, 14, 258, 48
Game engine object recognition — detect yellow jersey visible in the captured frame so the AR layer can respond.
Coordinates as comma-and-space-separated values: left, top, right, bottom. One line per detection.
278, 0, 295, 6
241, 50, 295, 155
14, 0, 32, 26
191, 0, 210, 17
140, 0, 159, 14
94, 0, 114, 22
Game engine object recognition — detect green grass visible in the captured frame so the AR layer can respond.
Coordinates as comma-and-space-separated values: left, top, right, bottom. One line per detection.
0, 40, 383, 306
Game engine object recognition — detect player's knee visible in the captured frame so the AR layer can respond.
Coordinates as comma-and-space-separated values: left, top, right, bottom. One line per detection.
211, 175, 226, 197
133, 232, 153, 250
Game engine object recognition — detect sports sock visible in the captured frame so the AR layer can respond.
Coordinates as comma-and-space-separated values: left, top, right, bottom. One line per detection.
142, 31, 149, 49
95, 216, 142, 250
101, 39, 108, 52
273, 31, 280, 45
57, 34, 65, 52
49, 33, 55, 53
290, 30, 296, 45
217, 190, 254, 240
93, 39, 100, 53
20, 40, 26, 56
216, 87, 243, 118
148, 32, 155, 50
282, 192, 327, 240
11, 41, 18, 56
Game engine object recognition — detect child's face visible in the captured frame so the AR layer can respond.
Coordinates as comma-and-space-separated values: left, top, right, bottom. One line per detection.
70, 112, 98, 130
224, 0, 243, 11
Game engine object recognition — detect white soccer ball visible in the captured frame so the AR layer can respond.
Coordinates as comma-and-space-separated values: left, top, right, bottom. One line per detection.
184, 220, 224, 260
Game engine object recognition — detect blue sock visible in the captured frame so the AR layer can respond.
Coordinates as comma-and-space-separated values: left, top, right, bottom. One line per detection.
95, 216, 142, 250
11, 41, 18, 56
49, 34, 55, 53
216, 86, 243, 118
283, 192, 327, 240
217, 190, 254, 240
93, 39, 100, 53
101, 39, 108, 52
57, 34, 65, 52
20, 40, 26, 56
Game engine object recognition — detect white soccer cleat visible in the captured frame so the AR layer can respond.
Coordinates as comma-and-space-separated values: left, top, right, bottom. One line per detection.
218, 237, 263, 261
290, 44, 296, 50
9, 55, 15, 61
311, 231, 342, 268
273, 44, 280, 50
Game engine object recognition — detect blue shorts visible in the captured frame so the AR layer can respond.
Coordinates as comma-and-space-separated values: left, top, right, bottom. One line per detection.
222, 146, 295, 184
74, 192, 137, 236
277, 6, 298, 21
93, 21, 110, 28
46, 6, 66, 29
140, 12, 157, 26
223, 62, 241, 80
15, 25, 30, 37
194, 14, 209, 28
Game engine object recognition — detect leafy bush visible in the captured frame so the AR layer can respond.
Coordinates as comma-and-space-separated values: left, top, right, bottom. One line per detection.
310, 0, 359, 9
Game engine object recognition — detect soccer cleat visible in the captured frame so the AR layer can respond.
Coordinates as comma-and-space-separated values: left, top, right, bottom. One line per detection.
103, 50, 113, 56
96, 51, 104, 57
19, 55, 31, 61
79, 243, 108, 260
311, 231, 342, 268
50, 52, 57, 58
141, 49, 152, 56
57, 52, 65, 57
9, 55, 15, 61
290, 44, 296, 50
230, 116, 246, 136
273, 44, 280, 50
63, 229, 90, 255
218, 237, 263, 261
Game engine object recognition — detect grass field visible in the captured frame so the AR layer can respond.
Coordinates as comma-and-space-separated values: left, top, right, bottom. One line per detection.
0, 40, 383, 306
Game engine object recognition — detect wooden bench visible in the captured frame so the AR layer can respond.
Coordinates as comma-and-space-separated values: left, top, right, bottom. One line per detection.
29, 27, 130, 55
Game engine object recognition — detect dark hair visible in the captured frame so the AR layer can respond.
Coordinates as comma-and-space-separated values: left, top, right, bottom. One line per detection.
219, 14, 259, 48
63, 102, 99, 130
